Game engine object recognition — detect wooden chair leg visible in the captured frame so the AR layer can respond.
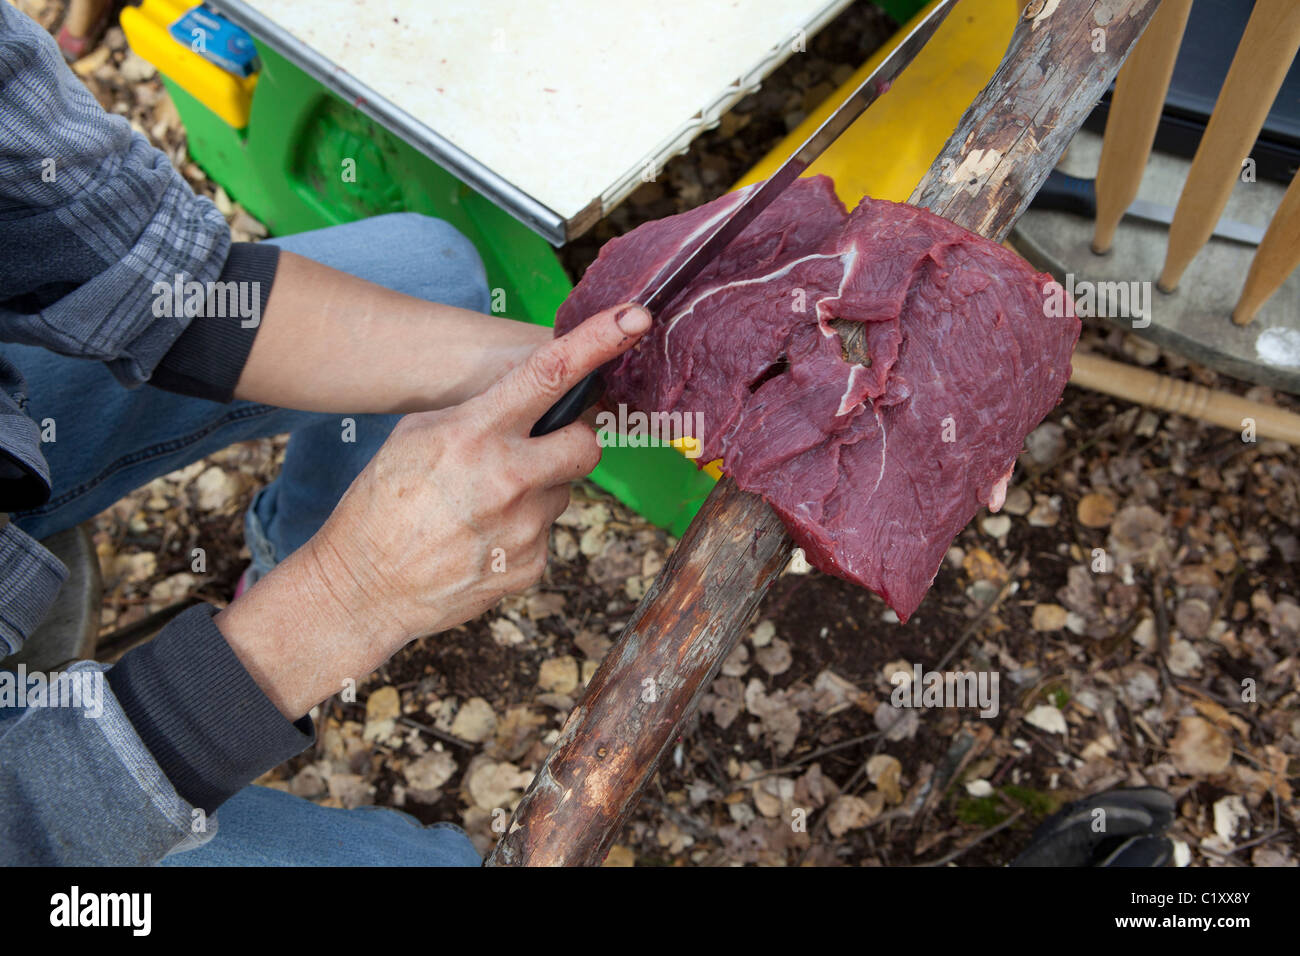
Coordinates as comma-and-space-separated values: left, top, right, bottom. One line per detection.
1069, 351, 1300, 444
1158, 0, 1300, 293
57, 0, 114, 60
1232, 169, 1300, 325
1092, 0, 1193, 255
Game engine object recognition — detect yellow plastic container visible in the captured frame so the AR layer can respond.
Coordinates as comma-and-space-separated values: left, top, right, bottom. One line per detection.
120, 0, 257, 129
737, 0, 1023, 204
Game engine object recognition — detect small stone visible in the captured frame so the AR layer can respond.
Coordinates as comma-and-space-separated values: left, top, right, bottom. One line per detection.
1027, 495, 1061, 527
1131, 616, 1156, 650
118, 51, 157, 83
965, 779, 994, 797
363, 686, 401, 743
466, 760, 532, 811
882, 659, 912, 688
113, 551, 157, 584
826, 793, 883, 836
1077, 492, 1117, 528
755, 638, 792, 676
149, 572, 197, 604
962, 547, 1008, 583
1174, 599, 1213, 640
1108, 505, 1169, 568
489, 618, 526, 646
1025, 704, 1067, 735
750, 620, 776, 648
289, 765, 326, 798
1268, 599, 1300, 640
194, 465, 241, 511
574, 629, 612, 660
966, 579, 1000, 605
537, 656, 579, 695
981, 514, 1012, 538
449, 697, 497, 743
1121, 333, 1161, 366
1003, 486, 1032, 516
327, 773, 375, 808
578, 525, 606, 557
641, 550, 663, 578
1213, 795, 1250, 843
721, 642, 750, 677
1135, 410, 1160, 437
1031, 603, 1068, 631
212, 186, 235, 216
866, 754, 903, 804
524, 592, 566, 619
727, 801, 756, 825
1170, 716, 1232, 776
1166, 639, 1203, 677
874, 701, 919, 741
230, 208, 267, 240
602, 845, 636, 867
553, 529, 579, 562
1025, 422, 1066, 465
403, 751, 456, 792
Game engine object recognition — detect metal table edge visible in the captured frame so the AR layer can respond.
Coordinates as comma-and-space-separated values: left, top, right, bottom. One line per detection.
208, 0, 571, 246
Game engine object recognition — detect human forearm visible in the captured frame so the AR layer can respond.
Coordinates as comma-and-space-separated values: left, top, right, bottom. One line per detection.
232, 250, 551, 413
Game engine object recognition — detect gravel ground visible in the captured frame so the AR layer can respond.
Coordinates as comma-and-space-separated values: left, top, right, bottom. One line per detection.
22, 0, 1297, 866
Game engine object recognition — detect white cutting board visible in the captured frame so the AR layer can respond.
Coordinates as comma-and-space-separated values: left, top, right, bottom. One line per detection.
215, 0, 852, 239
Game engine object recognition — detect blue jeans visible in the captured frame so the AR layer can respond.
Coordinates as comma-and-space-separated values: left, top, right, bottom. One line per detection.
8, 213, 488, 866
159, 785, 482, 867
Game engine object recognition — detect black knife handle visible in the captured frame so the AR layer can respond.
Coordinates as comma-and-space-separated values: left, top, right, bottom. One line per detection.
530, 370, 604, 437
1032, 169, 1098, 219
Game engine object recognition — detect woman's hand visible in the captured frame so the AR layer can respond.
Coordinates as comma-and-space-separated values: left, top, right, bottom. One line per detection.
216, 303, 651, 718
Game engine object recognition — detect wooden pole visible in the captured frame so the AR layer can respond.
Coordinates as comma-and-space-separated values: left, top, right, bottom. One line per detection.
1231, 168, 1300, 325
1158, 0, 1300, 292
1091, 0, 1193, 255
1069, 351, 1300, 444
486, 0, 1159, 867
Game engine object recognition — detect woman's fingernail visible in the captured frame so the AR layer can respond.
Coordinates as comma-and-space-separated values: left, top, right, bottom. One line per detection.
615, 305, 651, 334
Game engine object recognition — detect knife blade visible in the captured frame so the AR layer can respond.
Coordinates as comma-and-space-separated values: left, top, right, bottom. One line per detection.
1030, 168, 1266, 246
531, 0, 962, 437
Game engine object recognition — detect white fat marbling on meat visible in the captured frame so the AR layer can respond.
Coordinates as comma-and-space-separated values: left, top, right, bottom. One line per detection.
660, 248, 859, 379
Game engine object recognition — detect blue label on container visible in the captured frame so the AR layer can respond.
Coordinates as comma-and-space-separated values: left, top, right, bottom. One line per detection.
169, 5, 259, 78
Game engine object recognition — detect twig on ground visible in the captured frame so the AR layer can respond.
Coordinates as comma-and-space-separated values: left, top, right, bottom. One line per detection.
917, 809, 1025, 867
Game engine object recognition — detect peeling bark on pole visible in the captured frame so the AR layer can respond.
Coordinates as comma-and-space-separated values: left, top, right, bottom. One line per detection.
486, 0, 1156, 867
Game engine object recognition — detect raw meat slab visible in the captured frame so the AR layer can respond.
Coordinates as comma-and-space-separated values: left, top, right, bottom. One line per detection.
557, 175, 1079, 621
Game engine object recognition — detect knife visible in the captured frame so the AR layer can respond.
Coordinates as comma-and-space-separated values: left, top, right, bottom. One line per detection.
1030, 168, 1266, 246
530, 0, 962, 437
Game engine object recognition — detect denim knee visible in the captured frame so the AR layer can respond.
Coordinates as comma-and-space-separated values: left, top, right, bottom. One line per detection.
367, 212, 492, 314
268, 212, 493, 315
